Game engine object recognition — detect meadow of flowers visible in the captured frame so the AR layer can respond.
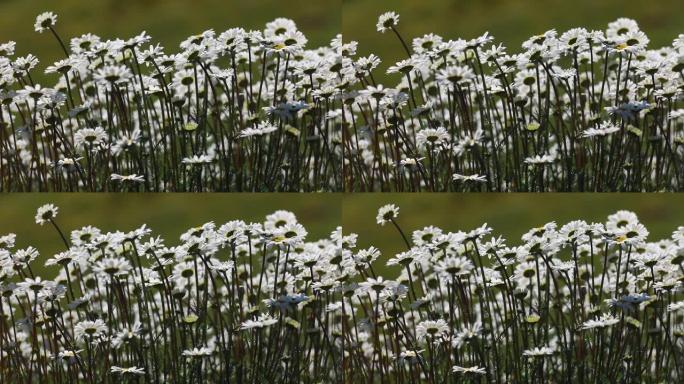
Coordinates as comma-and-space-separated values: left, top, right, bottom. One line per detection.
1, 6, 684, 384
1, 202, 683, 382
342, 12, 684, 191
339, 204, 684, 382
0, 204, 340, 382
0, 12, 341, 192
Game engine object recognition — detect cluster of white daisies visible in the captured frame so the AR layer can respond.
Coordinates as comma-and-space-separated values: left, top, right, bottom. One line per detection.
1, 12, 342, 192
342, 13, 684, 191
1, 204, 340, 382
336, 204, 684, 381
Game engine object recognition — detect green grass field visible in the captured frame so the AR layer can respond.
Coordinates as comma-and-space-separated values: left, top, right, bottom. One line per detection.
344, 194, 684, 275
344, 0, 684, 82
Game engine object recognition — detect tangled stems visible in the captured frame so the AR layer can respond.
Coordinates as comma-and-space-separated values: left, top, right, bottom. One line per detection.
0, 13, 342, 192
0, 205, 340, 383
12, 203, 683, 383
343, 13, 684, 191
347, 205, 684, 382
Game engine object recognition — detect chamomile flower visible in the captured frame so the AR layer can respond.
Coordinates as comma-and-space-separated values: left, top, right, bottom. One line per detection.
376, 12, 400, 33
182, 154, 214, 166
110, 366, 145, 376
34, 12, 58, 33
581, 314, 620, 330
74, 127, 107, 149
523, 346, 556, 358
35, 204, 58, 225
74, 319, 108, 342
238, 123, 278, 138
240, 314, 279, 330
452, 173, 487, 183
93, 257, 132, 278
524, 154, 556, 165
416, 319, 449, 341
376, 204, 399, 226
110, 174, 145, 183
416, 127, 450, 150
581, 122, 620, 138
54, 349, 83, 360
182, 346, 214, 358
452, 365, 486, 375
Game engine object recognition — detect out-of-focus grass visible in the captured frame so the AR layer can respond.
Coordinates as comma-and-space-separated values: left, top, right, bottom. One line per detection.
0, 0, 340, 81
0, 194, 341, 265
344, 194, 684, 275
344, 0, 684, 82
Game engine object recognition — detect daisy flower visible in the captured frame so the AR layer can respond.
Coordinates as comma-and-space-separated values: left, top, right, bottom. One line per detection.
452, 365, 487, 375
110, 174, 145, 183
110, 366, 145, 376
376, 12, 400, 33
452, 173, 487, 183
376, 204, 399, 226
182, 346, 214, 358
34, 12, 58, 33
74, 319, 108, 342
35, 204, 58, 225
523, 346, 556, 358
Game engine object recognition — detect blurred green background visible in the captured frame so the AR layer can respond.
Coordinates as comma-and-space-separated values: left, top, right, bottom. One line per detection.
344, 0, 684, 82
0, 194, 340, 263
344, 194, 684, 274
0, 0, 340, 82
